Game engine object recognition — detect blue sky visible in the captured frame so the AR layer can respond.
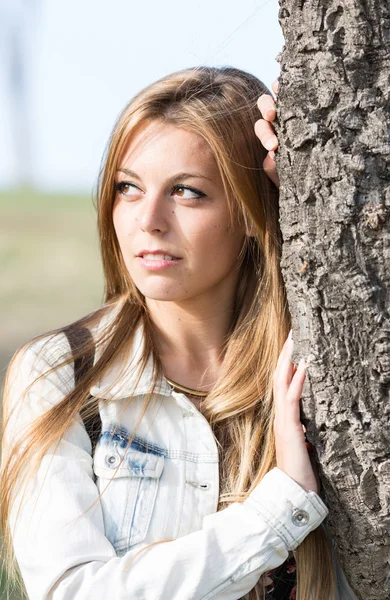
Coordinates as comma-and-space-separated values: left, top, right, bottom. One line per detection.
0, 0, 283, 192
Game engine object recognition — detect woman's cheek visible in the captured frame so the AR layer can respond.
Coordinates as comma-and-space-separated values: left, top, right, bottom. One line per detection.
112, 201, 124, 237
113, 202, 134, 241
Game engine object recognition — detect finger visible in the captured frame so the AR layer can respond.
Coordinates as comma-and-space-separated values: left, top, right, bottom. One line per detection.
263, 153, 280, 188
273, 334, 295, 393
275, 330, 293, 370
257, 94, 277, 121
286, 359, 307, 414
254, 119, 278, 151
276, 350, 296, 391
274, 361, 304, 425
271, 79, 279, 96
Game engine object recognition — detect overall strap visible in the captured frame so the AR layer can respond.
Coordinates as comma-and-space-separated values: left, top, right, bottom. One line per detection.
63, 327, 102, 454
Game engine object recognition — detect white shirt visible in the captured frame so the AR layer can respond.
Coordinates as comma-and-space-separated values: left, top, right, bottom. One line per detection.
4, 302, 357, 600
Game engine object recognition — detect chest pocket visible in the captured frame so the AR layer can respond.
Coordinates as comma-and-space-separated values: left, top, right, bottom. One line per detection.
93, 434, 165, 553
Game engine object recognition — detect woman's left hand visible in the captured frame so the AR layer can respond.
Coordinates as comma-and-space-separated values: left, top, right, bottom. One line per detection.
273, 331, 320, 495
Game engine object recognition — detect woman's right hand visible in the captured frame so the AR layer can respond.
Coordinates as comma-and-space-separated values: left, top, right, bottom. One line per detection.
273, 331, 319, 495
255, 80, 280, 188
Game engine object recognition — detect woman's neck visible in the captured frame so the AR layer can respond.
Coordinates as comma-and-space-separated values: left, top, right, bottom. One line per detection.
146, 294, 235, 392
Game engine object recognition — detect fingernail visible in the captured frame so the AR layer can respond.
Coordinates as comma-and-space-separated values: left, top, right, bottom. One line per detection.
268, 150, 275, 161
288, 329, 293, 341
299, 358, 306, 371
265, 136, 278, 150
265, 108, 275, 120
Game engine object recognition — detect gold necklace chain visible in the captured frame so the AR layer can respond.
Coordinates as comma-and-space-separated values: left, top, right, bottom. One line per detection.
165, 376, 209, 398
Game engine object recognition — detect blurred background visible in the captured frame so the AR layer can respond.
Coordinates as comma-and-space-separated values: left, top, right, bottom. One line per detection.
0, 0, 283, 596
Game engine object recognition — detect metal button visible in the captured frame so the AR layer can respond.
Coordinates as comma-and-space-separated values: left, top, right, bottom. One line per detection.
105, 453, 120, 468
291, 508, 309, 527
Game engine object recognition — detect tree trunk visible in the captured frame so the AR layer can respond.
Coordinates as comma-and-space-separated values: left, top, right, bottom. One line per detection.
275, 1, 390, 598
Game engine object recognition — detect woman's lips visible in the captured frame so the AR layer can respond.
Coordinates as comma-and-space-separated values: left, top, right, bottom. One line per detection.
136, 255, 182, 271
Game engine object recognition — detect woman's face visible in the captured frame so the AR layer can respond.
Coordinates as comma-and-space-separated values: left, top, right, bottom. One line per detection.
113, 121, 246, 304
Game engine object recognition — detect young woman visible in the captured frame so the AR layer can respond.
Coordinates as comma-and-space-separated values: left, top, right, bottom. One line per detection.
1, 66, 357, 600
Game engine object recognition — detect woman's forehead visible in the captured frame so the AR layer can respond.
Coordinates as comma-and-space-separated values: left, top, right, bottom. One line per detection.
118, 121, 218, 176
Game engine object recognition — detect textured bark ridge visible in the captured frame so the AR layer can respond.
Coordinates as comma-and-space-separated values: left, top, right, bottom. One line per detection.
276, 1, 390, 598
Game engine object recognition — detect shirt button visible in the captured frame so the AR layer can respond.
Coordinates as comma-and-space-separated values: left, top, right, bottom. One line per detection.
291, 508, 309, 526
105, 453, 120, 468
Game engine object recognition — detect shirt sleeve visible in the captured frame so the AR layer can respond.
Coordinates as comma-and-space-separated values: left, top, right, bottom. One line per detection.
3, 338, 329, 600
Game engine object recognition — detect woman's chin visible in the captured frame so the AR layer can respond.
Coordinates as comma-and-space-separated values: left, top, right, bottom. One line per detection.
137, 284, 191, 303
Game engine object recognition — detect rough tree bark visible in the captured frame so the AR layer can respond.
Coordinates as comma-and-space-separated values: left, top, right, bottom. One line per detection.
275, 1, 390, 598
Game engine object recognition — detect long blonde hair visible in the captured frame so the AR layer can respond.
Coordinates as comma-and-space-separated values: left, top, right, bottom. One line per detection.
1, 66, 335, 599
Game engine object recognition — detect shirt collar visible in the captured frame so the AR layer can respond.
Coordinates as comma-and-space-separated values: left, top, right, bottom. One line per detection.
89, 300, 172, 400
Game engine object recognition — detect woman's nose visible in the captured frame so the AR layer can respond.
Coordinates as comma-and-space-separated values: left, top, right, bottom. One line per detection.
139, 194, 169, 234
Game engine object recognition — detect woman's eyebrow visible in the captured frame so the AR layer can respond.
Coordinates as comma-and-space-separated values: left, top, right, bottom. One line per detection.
172, 171, 213, 183
117, 168, 142, 179
117, 168, 213, 182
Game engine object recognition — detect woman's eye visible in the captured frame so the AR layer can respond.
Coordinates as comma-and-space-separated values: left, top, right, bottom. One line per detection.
115, 181, 139, 197
114, 181, 206, 201
173, 185, 206, 200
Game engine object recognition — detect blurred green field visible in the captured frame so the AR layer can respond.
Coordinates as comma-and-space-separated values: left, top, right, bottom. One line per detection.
1, 187, 104, 376
1, 187, 104, 598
